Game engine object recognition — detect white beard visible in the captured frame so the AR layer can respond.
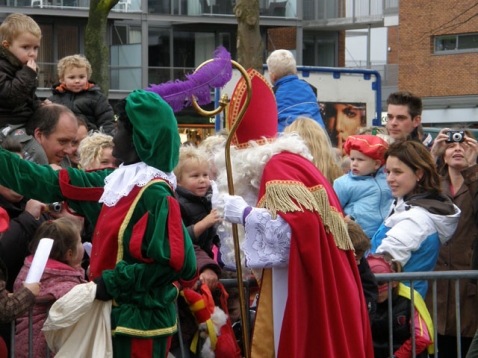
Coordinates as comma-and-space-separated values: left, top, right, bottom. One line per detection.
214, 132, 313, 272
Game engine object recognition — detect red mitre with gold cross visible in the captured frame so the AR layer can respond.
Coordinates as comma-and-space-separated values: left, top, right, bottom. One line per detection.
226, 69, 278, 148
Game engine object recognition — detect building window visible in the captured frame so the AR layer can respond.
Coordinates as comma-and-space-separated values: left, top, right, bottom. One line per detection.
435, 33, 478, 53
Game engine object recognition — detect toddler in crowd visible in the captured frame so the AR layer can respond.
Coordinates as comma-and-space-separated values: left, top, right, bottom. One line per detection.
174, 146, 221, 259
48, 54, 115, 134
0, 14, 52, 163
333, 134, 393, 238
14, 217, 86, 358
367, 254, 434, 358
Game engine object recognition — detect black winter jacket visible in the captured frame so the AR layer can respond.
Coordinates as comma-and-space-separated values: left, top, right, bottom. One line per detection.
176, 186, 218, 259
0, 209, 47, 291
358, 256, 378, 320
48, 82, 115, 134
371, 294, 428, 358
0, 47, 41, 128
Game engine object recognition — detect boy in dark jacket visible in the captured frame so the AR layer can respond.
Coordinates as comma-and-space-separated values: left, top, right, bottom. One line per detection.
174, 146, 221, 259
48, 54, 115, 135
0, 14, 43, 129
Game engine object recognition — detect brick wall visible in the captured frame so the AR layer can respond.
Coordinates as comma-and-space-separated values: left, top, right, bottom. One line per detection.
267, 28, 345, 67
387, 26, 399, 64
267, 27, 297, 51
399, 0, 478, 96
338, 30, 345, 67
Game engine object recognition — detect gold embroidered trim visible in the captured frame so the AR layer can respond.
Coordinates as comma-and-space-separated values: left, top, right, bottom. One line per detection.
258, 181, 354, 251
112, 321, 177, 337
117, 179, 167, 263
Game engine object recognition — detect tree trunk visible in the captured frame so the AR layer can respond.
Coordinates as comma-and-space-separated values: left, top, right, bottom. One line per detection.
234, 0, 264, 73
85, 0, 119, 95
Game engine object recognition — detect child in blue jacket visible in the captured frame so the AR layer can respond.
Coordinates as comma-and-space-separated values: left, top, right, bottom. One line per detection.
333, 134, 393, 238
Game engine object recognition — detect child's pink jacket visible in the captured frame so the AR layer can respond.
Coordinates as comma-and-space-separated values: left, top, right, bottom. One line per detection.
13, 256, 86, 358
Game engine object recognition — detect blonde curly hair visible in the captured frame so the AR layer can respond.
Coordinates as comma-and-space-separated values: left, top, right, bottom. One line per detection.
78, 132, 114, 170
57, 54, 92, 80
174, 146, 209, 182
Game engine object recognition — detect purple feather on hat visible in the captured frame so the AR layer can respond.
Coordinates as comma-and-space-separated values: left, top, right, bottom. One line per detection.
145, 46, 232, 112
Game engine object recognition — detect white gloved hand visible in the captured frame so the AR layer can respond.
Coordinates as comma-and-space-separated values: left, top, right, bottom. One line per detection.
223, 194, 250, 225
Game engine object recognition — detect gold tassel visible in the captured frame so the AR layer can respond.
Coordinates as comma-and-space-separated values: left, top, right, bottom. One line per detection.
258, 181, 318, 218
311, 188, 354, 251
258, 181, 354, 251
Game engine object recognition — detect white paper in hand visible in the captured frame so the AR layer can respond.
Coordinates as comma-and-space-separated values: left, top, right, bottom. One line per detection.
25, 238, 53, 283
83, 242, 92, 257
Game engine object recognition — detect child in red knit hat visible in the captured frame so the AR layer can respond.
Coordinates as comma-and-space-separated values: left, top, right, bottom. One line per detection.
333, 134, 394, 238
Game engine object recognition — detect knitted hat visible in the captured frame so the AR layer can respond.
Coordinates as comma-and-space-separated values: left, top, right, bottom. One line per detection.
344, 135, 388, 165
367, 254, 394, 274
227, 69, 278, 148
0, 207, 9, 233
125, 90, 180, 172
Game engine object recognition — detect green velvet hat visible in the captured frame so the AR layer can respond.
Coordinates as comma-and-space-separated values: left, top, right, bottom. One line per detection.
125, 90, 180, 172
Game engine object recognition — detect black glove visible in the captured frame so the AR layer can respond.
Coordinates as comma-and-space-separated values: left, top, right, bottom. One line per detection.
94, 276, 113, 301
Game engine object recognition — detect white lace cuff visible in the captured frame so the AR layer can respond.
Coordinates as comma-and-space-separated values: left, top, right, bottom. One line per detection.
241, 208, 291, 269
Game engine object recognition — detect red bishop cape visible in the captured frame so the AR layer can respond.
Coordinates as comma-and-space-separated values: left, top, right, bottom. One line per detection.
253, 151, 374, 358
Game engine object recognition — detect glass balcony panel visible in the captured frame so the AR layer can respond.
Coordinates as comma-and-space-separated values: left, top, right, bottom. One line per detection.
24, 0, 90, 9
260, 0, 296, 18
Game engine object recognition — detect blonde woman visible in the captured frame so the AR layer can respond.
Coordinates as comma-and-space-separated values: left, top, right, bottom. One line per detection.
284, 117, 342, 184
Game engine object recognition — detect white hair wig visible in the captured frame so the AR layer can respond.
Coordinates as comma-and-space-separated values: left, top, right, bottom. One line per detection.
214, 132, 312, 205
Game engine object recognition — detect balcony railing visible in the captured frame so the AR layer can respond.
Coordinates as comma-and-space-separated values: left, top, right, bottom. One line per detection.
36, 63, 199, 92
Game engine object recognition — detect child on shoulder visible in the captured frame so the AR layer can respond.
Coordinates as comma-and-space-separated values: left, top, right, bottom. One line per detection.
0, 13, 44, 130
333, 134, 393, 238
14, 217, 87, 358
174, 146, 221, 260
48, 54, 115, 135
367, 254, 434, 358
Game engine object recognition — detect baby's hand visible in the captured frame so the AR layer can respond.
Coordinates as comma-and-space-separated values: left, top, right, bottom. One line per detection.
22, 282, 41, 296
26, 59, 37, 72
41, 99, 52, 106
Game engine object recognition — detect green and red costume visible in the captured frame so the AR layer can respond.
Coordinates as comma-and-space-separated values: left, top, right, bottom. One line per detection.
0, 90, 197, 357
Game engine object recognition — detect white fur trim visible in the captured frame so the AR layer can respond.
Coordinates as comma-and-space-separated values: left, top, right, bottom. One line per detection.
199, 307, 229, 358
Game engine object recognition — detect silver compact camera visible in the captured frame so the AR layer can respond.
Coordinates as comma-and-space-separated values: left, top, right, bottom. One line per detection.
47, 202, 63, 214
446, 130, 465, 143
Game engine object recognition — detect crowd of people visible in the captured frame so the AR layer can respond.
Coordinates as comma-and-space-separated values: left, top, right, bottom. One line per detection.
0, 11, 477, 358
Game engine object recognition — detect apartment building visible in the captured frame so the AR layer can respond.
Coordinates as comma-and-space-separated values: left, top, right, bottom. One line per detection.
3, 0, 474, 129
393, 0, 478, 125
346, 0, 478, 126
0, 0, 393, 137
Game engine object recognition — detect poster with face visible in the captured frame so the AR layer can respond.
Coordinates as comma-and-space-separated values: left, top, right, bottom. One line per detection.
320, 102, 367, 152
